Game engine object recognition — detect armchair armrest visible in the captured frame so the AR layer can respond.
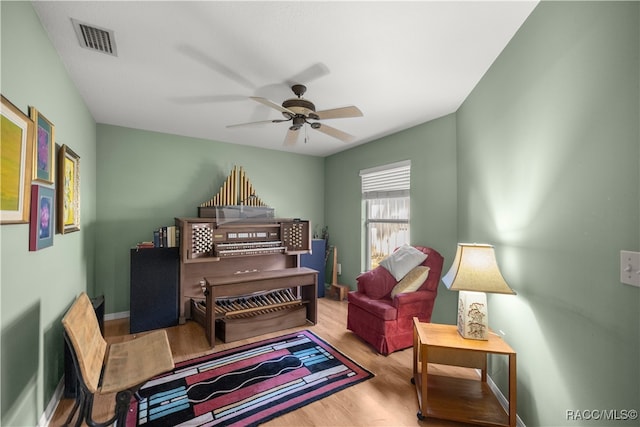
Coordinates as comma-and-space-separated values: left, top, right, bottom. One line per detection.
393, 289, 438, 320
356, 266, 397, 299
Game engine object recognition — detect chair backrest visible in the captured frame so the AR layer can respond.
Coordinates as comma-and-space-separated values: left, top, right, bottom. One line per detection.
62, 292, 108, 394
356, 246, 444, 299
412, 246, 444, 292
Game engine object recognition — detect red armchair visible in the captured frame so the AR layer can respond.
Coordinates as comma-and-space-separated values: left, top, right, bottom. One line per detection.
346, 246, 444, 355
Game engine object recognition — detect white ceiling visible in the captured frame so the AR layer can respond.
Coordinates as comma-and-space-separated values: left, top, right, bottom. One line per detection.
32, 1, 538, 157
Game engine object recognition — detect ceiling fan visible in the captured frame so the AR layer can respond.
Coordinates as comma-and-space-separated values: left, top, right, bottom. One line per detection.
227, 84, 363, 146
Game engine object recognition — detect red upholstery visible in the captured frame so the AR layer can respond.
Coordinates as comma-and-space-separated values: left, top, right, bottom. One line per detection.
347, 246, 444, 355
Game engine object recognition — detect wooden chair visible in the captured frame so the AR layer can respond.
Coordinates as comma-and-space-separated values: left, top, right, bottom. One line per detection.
62, 292, 175, 426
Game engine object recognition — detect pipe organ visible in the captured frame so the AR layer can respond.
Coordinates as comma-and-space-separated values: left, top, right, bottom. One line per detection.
199, 166, 268, 216
176, 166, 316, 347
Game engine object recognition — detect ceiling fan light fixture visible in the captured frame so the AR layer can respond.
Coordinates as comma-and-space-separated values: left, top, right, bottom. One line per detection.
290, 116, 306, 131
282, 98, 316, 116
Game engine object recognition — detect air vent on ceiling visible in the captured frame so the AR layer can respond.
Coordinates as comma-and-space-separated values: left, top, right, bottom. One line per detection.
71, 18, 117, 56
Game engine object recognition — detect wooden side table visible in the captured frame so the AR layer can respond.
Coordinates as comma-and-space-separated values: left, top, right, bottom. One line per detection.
412, 318, 517, 426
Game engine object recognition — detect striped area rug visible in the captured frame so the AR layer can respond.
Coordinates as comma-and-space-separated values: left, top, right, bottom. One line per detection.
126, 330, 373, 426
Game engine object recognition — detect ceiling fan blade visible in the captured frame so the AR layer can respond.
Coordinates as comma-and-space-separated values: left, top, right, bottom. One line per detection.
283, 128, 300, 146
313, 123, 356, 143
250, 97, 295, 116
177, 44, 255, 90
285, 63, 330, 87
226, 119, 288, 128
315, 106, 363, 120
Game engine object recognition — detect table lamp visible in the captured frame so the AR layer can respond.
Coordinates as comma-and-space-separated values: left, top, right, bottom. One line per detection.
441, 243, 515, 340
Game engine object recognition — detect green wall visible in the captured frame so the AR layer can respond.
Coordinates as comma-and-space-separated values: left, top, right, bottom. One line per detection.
96, 124, 325, 314
0, 2, 97, 425
3, 1, 639, 426
326, 1, 639, 426
324, 114, 459, 323
456, 1, 639, 425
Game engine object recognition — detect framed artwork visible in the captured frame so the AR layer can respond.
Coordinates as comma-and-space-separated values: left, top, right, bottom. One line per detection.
1, 95, 34, 224
29, 184, 55, 251
57, 144, 80, 234
29, 107, 55, 184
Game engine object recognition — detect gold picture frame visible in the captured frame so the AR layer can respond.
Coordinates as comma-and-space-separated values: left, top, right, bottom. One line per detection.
57, 144, 80, 234
29, 106, 55, 184
1, 95, 34, 224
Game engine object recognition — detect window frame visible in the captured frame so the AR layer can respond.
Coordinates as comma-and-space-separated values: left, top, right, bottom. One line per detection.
360, 160, 411, 271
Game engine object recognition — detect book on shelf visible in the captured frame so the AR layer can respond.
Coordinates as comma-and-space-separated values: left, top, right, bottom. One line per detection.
144, 225, 180, 248
158, 225, 178, 247
136, 241, 155, 249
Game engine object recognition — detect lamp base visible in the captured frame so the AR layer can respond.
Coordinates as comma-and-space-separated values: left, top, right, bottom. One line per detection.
457, 291, 489, 340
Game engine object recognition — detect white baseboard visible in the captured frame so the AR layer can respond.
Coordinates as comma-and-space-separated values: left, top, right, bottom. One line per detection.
483, 370, 526, 427
105, 310, 129, 321
39, 377, 65, 427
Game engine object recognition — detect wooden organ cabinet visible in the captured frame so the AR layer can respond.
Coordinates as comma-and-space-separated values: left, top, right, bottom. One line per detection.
175, 215, 317, 347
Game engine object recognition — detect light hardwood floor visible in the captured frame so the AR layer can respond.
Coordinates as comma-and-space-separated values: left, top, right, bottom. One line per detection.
51, 297, 477, 426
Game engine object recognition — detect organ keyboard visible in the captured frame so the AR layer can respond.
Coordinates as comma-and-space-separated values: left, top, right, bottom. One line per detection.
214, 240, 285, 257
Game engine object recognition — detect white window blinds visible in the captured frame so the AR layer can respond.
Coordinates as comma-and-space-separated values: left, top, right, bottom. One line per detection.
360, 160, 411, 199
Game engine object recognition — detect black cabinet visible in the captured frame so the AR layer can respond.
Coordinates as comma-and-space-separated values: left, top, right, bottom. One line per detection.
130, 247, 179, 333
300, 239, 327, 297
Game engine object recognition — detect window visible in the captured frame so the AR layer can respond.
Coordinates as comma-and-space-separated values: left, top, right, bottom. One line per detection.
360, 161, 411, 270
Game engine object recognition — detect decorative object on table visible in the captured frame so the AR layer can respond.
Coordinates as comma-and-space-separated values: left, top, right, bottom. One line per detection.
29, 184, 55, 251
29, 106, 55, 184
125, 330, 373, 427
441, 243, 516, 340
57, 144, 80, 233
347, 246, 444, 354
1, 95, 34, 224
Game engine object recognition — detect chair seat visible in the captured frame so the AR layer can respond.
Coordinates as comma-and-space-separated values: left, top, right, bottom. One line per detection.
347, 292, 397, 321
101, 330, 174, 394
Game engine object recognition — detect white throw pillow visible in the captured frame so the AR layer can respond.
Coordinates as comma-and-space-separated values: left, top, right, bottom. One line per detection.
391, 266, 430, 298
379, 245, 428, 281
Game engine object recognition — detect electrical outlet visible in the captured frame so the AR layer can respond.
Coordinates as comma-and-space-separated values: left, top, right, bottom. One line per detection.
620, 250, 640, 287
337, 263, 342, 275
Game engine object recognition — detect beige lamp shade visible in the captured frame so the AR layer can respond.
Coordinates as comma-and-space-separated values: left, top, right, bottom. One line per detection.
442, 243, 516, 295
